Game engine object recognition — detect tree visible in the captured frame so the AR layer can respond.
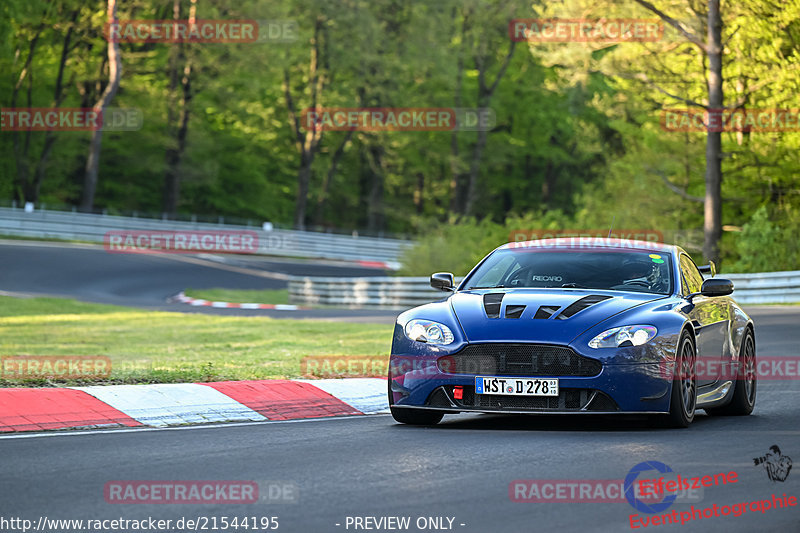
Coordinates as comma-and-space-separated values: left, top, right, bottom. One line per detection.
284, 15, 327, 230
631, 0, 724, 263
162, 0, 197, 216
80, 0, 122, 212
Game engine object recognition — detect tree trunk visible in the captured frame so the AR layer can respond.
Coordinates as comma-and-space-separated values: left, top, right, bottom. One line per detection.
285, 17, 326, 230
10, 26, 44, 204
295, 152, 313, 229
704, 0, 723, 264
414, 172, 425, 214
313, 129, 353, 226
463, 124, 489, 215
366, 144, 385, 234
449, 9, 467, 215
80, 0, 122, 212
163, 0, 195, 216
462, 38, 516, 216
31, 11, 77, 202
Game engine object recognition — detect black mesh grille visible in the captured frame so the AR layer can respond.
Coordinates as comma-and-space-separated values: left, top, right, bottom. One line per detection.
427, 388, 452, 407
586, 391, 619, 411
475, 388, 589, 410
438, 344, 601, 377
425, 386, 618, 412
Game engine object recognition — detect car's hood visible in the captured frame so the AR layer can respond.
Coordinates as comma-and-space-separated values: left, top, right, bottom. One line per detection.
450, 289, 664, 344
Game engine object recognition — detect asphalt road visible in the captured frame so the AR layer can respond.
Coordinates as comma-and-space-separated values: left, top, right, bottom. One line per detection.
0, 240, 399, 321
2, 307, 799, 533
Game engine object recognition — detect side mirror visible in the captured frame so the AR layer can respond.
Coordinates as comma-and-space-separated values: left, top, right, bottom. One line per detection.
430, 272, 455, 292
700, 278, 733, 297
697, 261, 716, 277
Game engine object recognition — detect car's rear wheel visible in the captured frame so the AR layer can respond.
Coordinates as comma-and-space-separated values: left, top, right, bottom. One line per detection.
705, 329, 756, 416
388, 376, 443, 425
663, 332, 696, 428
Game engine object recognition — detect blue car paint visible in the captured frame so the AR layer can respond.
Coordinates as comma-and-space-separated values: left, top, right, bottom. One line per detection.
389, 243, 753, 415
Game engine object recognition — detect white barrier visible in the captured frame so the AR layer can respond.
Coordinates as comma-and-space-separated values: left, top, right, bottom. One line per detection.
288, 271, 800, 309
0, 207, 411, 265
723, 271, 800, 304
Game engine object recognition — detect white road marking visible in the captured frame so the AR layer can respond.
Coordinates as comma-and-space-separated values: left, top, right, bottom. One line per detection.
295, 378, 389, 414
71, 383, 267, 426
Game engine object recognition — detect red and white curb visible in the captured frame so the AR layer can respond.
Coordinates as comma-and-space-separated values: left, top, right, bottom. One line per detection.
357, 260, 401, 271
171, 291, 305, 310
0, 378, 389, 433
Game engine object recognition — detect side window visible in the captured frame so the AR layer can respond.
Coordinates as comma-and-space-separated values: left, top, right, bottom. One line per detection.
680, 255, 704, 294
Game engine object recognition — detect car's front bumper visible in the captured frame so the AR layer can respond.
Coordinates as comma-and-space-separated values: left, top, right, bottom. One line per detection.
389, 354, 674, 414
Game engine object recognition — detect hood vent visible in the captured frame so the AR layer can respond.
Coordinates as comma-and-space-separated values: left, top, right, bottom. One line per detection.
505, 305, 526, 319
555, 295, 612, 320
533, 305, 560, 319
483, 293, 505, 318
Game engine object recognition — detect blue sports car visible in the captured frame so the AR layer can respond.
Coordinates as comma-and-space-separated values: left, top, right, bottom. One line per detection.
388, 238, 756, 428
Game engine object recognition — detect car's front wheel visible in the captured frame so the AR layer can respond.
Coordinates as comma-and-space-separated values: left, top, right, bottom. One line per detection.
664, 331, 697, 428
705, 328, 756, 416
390, 407, 444, 425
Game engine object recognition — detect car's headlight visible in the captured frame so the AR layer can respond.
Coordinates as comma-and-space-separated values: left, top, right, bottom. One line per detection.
588, 325, 657, 348
404, 319, 455, 345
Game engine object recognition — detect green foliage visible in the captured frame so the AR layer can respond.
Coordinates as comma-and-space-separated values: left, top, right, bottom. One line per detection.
0, 0, 798, 266
398, 211, 570, 276
728, 206, 800, 273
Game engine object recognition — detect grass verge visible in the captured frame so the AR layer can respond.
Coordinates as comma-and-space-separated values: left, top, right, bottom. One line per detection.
0, 296, 392, 387
184, 288, 289, 305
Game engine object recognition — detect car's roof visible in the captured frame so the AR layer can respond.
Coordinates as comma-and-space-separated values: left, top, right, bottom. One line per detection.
499, 237, 677, 254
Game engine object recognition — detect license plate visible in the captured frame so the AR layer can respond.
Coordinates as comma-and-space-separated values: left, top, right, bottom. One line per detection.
475, 376, 559, 396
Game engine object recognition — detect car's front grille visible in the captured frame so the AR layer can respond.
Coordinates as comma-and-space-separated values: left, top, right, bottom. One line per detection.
425, 386, 619, 412
438, 344, 601, 377
585, 391, 619, 411
475, 388, 589, 410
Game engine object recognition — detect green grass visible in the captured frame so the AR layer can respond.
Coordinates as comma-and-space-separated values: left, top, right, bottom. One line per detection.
184, 287, 289, 305
0, 234, 95, 246
0, 296, 392, 387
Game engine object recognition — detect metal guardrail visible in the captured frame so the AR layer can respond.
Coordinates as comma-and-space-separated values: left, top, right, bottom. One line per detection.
288, 276, 461, 309
0, 207, 411, 265
288, 271, 800, 309
723, 271, 800, 304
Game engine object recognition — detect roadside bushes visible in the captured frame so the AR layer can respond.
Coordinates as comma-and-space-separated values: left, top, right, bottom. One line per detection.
397, 212, 569, 276
728, 206, 800, 273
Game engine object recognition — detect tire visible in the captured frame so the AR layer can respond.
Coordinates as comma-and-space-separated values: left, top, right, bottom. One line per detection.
388, 375, 444, 425
390, 407, 444, 425
663, 332, 697, 428
705, 329, 756, 416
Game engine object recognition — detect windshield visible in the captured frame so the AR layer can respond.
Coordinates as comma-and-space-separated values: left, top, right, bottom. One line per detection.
463, 249, 673, 295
